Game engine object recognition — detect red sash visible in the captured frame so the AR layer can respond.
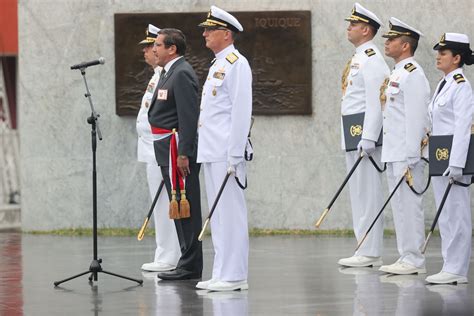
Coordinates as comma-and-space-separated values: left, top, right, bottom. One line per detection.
150, 126, 189, 219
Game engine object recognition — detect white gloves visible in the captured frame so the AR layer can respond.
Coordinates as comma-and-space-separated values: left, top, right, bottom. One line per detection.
357, 139, 376, 155
407, 157, 420, 169
227, 156, 244, 174
443, 166, 463, 180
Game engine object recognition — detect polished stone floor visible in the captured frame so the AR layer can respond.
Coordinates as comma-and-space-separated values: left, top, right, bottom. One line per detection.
0, 232, 473, 315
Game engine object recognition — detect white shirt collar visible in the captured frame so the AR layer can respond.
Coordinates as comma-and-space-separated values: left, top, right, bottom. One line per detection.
215, 44, 236, 60
153, 65, 162, 74
163, 56, 183, 72
444, 67, 463, 81
394, 56, 415, 70
355, 40, 374, 54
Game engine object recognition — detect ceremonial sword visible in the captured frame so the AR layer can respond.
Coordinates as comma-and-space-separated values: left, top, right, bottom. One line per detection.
315, 152, 364, 228
198, 171, 232, 241
137, 180, 165, 241
355, 169, 409, 251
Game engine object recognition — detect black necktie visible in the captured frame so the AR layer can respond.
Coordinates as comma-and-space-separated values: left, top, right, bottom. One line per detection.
436, 79, 446, 96
158, 69, 166, 86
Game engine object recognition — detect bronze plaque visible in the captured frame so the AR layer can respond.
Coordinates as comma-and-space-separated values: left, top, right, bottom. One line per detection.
115, 11, 311, 116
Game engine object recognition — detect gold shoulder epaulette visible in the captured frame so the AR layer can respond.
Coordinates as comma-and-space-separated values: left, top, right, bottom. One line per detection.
454, 73, 466, 84
404, 63, 417, 73
226, 52, 239, 64
365, 48, 376, 57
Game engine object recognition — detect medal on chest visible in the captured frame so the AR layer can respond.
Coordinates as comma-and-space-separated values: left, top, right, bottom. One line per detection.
213, 68, 226, 80
146, 82, 155, 93
212, 66, 225, 96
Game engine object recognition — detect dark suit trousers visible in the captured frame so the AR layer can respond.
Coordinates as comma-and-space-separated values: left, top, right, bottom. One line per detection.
160, 162, 203, 274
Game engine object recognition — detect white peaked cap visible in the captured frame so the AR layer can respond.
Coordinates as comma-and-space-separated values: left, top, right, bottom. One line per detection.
198, 5, 243, 32
345, 3, 383, 29
139, 24, 161, 45
383, 17, 423, 40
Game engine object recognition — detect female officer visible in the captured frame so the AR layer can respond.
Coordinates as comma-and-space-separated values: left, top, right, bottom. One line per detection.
427, 33, 474, 284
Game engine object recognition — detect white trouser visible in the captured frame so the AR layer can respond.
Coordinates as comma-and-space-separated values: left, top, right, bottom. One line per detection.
146, 162, 180, 266
386, 161, 425, 268
432, 175, 472, 277
203, 162, 249, 282
345, 149, 384, 257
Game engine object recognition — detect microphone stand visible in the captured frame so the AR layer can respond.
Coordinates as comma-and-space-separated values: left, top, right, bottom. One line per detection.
54, 67, 142, 287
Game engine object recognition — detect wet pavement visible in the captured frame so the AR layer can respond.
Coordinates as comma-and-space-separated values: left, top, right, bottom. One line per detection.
0, 232, 473, 315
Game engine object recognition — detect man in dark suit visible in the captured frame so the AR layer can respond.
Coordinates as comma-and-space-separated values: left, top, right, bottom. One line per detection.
148, 28, 202, 281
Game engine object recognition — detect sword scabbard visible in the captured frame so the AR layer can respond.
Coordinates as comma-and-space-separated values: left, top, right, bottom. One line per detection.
421, 231, 432, 254
137, 217, 149, 241
315, 208, 330, 228
198, 218, 210, 241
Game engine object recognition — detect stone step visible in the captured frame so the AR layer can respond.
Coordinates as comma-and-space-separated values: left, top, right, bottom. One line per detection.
0, 204, 21, 231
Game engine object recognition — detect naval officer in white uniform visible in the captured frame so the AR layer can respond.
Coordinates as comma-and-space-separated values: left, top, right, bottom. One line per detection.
136, 24, 180, 272
338, 3, 390, 268
379, 18, 431, 275
195, 6, 252, 292
426, 33, 474, 284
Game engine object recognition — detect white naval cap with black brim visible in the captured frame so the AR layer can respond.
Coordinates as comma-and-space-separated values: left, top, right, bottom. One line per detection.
433, 33, 472, 53
382, 17, 423, 40
345, 2, 383, 30
138, 24, 161, 45
198, 5, 243, 33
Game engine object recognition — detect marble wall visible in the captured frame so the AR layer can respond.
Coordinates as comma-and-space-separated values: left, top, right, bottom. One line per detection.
19, 0, 474, 230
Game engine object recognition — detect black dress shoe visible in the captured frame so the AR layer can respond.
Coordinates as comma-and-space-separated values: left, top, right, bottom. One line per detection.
157, 268, 202, 281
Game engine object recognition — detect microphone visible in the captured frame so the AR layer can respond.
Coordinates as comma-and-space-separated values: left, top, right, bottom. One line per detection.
70, 57, 105, 70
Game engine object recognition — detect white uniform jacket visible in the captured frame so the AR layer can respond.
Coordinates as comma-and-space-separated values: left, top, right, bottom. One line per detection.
341, 40, 390, 149
197, 44, 252, 163
137, 66, 162, 163
381, 57, 430, 162
429, 68, 474, 168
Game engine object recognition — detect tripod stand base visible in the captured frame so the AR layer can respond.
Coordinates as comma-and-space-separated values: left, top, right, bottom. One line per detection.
54, 259, 143, 287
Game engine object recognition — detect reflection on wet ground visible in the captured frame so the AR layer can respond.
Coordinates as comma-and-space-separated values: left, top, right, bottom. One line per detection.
0, 232, 473, 315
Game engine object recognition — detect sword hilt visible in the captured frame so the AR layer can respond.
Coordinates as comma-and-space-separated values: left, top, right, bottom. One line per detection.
137, 217, 149, 241
421, 231, 433, 254
405, 169, 414, 187
198, 218, 210, 241
315, 208, 330, 228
